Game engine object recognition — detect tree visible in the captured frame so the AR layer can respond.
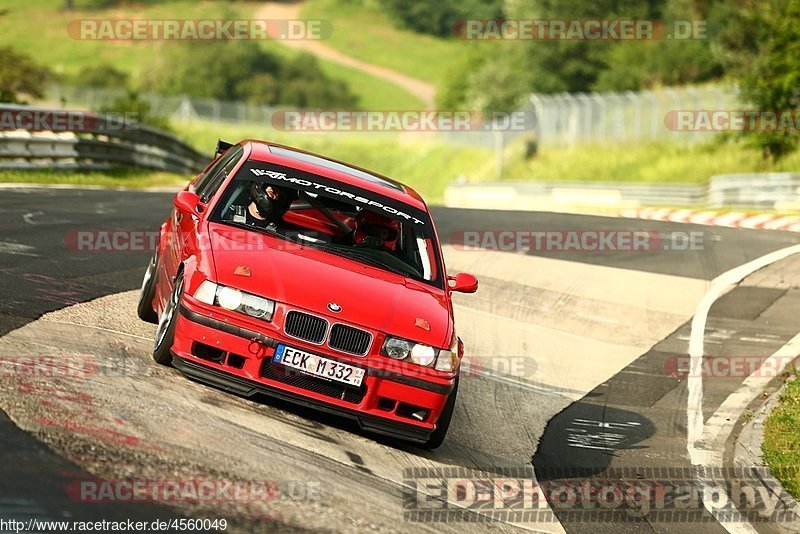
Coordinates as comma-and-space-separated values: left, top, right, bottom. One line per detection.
0, 47, 50, 104
152, 41, 358, 109
99, 90, 172, 132
75, 64, 130, 89
710, 0, 800, 159
379, 0, 504, 37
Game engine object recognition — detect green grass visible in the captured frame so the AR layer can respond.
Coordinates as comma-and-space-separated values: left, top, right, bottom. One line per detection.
0, 168, 188, 189
763, 379, 800, 498
0, 0, 423, 110
498, 136, 800, 183
300, 0, 466, 88
306, 52, 424, 110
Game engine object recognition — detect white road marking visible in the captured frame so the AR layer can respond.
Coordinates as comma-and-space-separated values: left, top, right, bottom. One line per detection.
738, 334, 783, 344
22, 211, 43, 225
575, 312, 621, 325
700, 332, 800, 446
686, 243, 800, 533
565, 419, 641, 451
0, 241, 38, 257
22, 210, 71, 226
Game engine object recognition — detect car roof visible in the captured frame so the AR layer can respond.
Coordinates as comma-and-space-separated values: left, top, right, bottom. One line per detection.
242, 140, 428, 210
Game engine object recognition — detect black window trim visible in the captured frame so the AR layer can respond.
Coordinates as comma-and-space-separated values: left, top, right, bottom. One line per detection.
195, 145, 244, 202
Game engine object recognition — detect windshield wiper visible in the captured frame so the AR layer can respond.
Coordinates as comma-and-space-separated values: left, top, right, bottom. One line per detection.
323, 245, 420, 278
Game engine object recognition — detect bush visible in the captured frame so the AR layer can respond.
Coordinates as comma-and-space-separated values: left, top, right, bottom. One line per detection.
99, 90, 172, 132
379, 0, 504, 37
152, 41, 358, 108
0, 46, 50, 104
278, 54, 358, 109
74, 64, 130, 89
594, 40, 723, 92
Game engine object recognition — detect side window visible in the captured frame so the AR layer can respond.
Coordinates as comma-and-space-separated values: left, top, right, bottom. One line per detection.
195, 146, 243, 201
203, 146, 243, 201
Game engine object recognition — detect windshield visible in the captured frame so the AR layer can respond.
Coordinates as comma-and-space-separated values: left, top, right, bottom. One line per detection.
210, 159, 443, 288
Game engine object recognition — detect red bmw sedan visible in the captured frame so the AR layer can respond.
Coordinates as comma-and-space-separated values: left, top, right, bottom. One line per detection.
138, 140, 478, 448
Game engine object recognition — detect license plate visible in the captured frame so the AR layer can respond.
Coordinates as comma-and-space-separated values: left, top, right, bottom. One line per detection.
273, 345, 365, 387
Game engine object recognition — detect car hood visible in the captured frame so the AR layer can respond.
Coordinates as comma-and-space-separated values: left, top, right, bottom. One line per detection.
206, 223, 451, 347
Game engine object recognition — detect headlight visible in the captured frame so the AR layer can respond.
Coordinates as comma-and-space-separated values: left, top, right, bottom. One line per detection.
193, 282, 275, 321
382, 335, 460, 371
383, 337, 414, 360
240, 293, 274, 319
410, 344, 437, 366
381, 336, 437, 367
217, 286, 243, 310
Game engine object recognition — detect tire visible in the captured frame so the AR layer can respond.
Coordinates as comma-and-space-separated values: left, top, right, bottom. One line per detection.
152, 272, 183, 366
137, 251, 159, 324
421, 377, 459, 449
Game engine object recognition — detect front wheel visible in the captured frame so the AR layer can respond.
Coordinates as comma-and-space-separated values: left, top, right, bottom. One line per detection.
137, 251, 159, 324
421, 377, 459, 449
152, 272, 183, 366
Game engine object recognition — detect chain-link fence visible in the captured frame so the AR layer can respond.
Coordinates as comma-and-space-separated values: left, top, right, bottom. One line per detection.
45, 85, 508, 149
529, 86, 740, 146
45, 84, 740, 150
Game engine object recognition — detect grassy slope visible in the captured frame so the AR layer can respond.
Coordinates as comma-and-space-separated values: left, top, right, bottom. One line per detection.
763, 379, 800, 498
299, 0, 465, 89
501, 137, 800, 184
0, 0, 423, 110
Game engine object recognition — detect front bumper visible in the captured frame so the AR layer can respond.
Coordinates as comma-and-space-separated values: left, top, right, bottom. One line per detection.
171, 299, 455, 443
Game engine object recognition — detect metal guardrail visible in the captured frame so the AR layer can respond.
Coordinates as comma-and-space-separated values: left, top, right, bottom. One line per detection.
445, 173, 800, 211
708, 173, 800, 208
0, 104, 209, 174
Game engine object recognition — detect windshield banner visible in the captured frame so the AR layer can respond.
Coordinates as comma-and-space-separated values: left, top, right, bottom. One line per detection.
239, 160, 430, 228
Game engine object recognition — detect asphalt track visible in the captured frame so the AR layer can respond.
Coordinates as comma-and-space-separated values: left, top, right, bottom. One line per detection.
1, 187, 799, 532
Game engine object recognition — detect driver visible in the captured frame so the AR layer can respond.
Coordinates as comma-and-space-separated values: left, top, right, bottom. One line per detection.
247, 182, 298, 225
353, 209, 400, 252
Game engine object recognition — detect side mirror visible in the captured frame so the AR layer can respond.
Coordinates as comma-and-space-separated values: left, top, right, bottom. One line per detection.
447, 273, 479, 294
174, 191, 203, 215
